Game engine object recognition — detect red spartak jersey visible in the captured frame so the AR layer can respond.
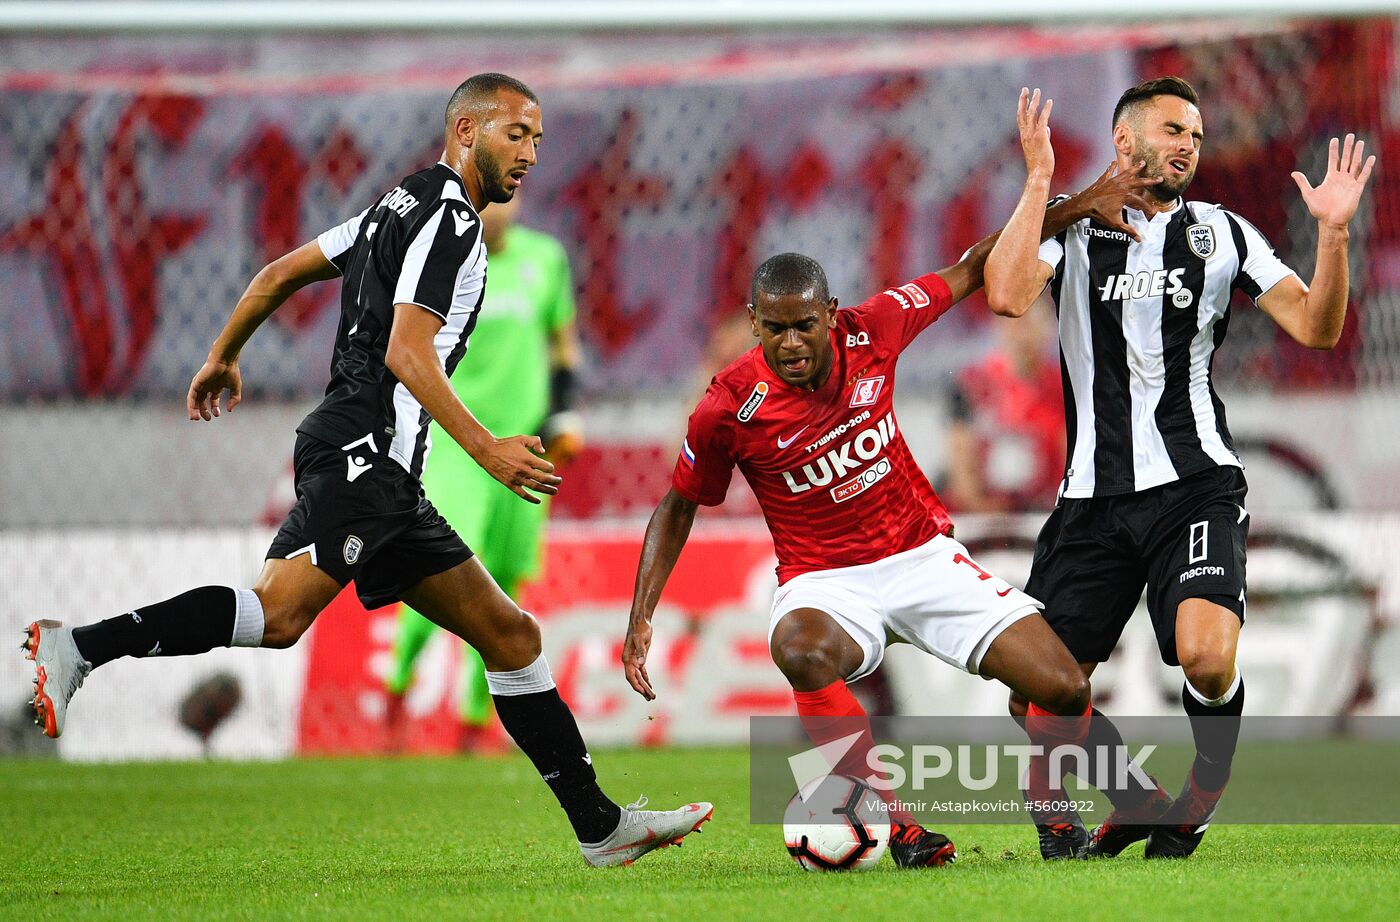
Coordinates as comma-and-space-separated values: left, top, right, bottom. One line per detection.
674, 273, 956, 584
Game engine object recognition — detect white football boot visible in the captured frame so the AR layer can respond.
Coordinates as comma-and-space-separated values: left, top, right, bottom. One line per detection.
579, 796, 714, 867
23, 620, 91, 739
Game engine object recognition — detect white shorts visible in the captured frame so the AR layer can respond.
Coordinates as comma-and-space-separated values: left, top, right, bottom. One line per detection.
768, 533, 1042, 682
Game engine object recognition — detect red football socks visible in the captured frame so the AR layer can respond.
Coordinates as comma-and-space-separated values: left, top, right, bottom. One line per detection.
1023, 701, 1092, 818
793, 680, 915, 827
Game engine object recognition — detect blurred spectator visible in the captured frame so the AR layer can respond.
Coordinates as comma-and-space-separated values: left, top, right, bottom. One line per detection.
693, 311, 761, 399
943, 296, 1065, 513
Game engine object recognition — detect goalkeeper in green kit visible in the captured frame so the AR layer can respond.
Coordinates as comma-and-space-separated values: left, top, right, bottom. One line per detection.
384, 196, 582, 750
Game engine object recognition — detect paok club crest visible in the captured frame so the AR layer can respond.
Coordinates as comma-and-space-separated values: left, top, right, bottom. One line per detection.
1187, 224, 1216, 259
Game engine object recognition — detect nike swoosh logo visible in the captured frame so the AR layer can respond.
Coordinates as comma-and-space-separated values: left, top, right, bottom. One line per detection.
452, 210, 474, 236
777, 427, 809, 449
600, 827, 658, 854
996, 588, 1013, 597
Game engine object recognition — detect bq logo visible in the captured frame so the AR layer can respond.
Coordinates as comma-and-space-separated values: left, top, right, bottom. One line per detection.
738, 381, 769, 422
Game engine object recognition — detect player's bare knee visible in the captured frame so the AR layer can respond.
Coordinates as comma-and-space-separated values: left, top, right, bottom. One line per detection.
1042, 669, 1091, 716
510, 609, 544, 660
480, 607, 542, 672
1181, 654, 1235, 700
258, 604, 316, 649
250, 585, 319, 649
772, 640, 843, 690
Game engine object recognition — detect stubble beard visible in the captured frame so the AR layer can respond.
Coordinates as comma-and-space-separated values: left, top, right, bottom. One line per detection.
1139, 147, 1194, 204
474, 144, 514, 204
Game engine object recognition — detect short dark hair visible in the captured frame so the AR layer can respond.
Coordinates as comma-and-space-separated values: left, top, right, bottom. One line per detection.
750, 252, 830, 305
444, 73, 539, 127
1112, 76, 1200, 129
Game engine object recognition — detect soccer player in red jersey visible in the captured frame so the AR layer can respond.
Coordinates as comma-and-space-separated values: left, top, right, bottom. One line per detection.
623, 158, 1156, 867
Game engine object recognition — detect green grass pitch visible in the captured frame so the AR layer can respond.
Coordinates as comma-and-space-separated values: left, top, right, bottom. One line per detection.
1, 748, 1396, 920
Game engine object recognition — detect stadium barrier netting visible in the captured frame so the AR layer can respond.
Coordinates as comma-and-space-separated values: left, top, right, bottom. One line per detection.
2, 19, 1399, 755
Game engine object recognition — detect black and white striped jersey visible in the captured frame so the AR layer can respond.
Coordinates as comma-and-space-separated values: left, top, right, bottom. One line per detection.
297, 162, 486, 479
1039, 198, 1296, 499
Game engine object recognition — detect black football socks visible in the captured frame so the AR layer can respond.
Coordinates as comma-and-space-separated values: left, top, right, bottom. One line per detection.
487, 656, 622, 844
71, 586, 265, 668
1182, 673, 1245, 791
1083, 707, 1161, 810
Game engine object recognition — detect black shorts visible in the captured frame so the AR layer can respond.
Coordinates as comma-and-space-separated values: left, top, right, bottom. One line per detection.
1024, 465, 1248, 666
267, 433, 473, 610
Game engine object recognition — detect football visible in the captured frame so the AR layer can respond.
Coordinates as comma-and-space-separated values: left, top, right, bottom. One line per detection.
782, 774, 891, 871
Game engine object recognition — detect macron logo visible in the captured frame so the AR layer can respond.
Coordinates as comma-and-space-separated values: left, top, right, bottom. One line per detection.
346, 456, 372, 483
452, 210, 475, 236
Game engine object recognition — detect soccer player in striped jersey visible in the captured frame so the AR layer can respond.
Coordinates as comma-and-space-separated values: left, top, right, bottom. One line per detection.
384, 196, 582, 753
23, 73, 711, 867
985, 79, 1375, 859
622, 154, 1158, 868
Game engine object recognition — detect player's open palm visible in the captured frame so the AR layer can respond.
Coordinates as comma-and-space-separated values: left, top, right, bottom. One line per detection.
187, 359, 241, 421
1018, 86, 1054, 177
478, 434, 562, 503
622, 619, 655, 701
1293, 133, 1376, 228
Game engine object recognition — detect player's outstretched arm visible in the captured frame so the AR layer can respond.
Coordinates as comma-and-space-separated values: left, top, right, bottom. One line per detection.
942, 168, 1151, 306
189, 240, 340, 421
984, 87, 1056, 316
981, 90, 1158, 317
386, 302, 562, 504
624, 488, 700, 701
939, 91, 1156, 308
1259, 133, 1377, 349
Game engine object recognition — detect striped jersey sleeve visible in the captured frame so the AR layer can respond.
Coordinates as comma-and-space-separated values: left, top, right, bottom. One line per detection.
1039, 233, 1068, 279
393, 203, 480, 320
316, 207, 370, 274
1037, 194, 1075, 278
1222, 210, 1297, 304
